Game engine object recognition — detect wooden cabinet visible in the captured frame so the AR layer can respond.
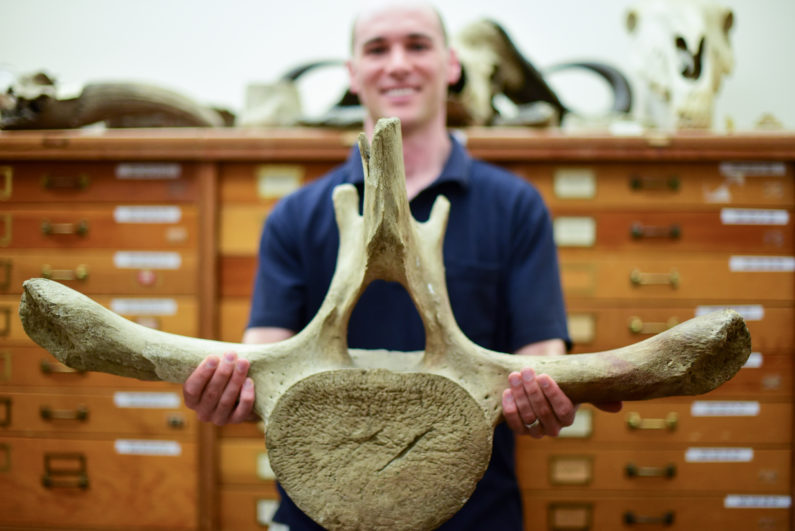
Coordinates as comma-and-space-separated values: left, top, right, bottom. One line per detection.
1, 128, 792, 530
0, 157, 204, 529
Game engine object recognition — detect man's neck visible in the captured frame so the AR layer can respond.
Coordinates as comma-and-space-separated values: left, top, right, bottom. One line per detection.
365, 119, 452, 200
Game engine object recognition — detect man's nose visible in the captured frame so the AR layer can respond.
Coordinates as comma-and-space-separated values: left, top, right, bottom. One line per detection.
385, 47, 410, 74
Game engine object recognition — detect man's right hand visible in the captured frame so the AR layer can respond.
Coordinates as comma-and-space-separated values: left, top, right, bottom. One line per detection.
183, 351, 256, 425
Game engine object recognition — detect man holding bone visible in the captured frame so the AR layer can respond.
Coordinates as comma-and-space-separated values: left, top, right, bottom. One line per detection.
183, 2, 620, 528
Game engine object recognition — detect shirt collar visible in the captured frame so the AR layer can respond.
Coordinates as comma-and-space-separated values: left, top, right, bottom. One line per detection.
343, 134, 470, 191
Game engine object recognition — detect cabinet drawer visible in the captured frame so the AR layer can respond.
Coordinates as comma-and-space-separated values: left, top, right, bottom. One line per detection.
219, 438, 275, 485
512, 161, 794, 209
3, 161, 198, 202
0, 346, 179, 389
517, 447, 789, 492
219, 297, 251, 342
567, 305, 794, 353
553, 210, 793, 253
0, 391, 194, 436
220, 256, 257, 297
1, 206, 197, 249
0, 436, 197, 529
559, 254, 794, 301
522, 492, 791, 531
0, 294, 199, 345
2, 251, 197, 295
536, 400, 792, 445
219, 485, 281, 531
219, 162, 335, 203
220, 205, 268, 255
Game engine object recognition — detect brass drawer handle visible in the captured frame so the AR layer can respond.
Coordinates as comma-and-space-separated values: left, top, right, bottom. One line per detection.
624, 511, 675, 526
629, 175, 680, 191
42, 453, 89, 489
40, 405, 89, 422
0, 214, 10, 247
0, 166, 11, 200
630, 269, 679, 288
0, 396, 11, 427
40, 359, 84, 375
0, 307, 10, 337
630, 222, 681, 240
42, 174, 90, 190
41, 219, 89, 236
628, 317, 679, 335
0, 259, 11, 290
41, 264, 89, 281
625, 463, 677, 478
626, 412, 678, 431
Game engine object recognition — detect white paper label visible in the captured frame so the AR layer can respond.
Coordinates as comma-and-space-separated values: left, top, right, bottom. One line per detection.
719, 162, 787, 178
554, 217, 596, 247
724, 495, 791, 509
553, 168, 596, 199
721, 208, 789, 225
114, 439, 182, 456
256, 499, 280, 525
114, 206, 182, 224
257, 165, 303, 198
114, 251, 182, 270
729, 256, 795, 272
114, 392, 181, 409
257, 452, 276, 479
116, 163, 181, 179
695, 305, 764, 321
559, 408, 593, 438
686, 447, 753, 462
691, 401, 760, 417
744, 352, 763, 369
111, 298, 177, 316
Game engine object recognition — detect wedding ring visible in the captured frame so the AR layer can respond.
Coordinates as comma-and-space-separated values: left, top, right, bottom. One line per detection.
524, 419, 540, 430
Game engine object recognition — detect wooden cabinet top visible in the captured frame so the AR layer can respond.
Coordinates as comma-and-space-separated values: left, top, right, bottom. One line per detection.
1, 127, 794, 161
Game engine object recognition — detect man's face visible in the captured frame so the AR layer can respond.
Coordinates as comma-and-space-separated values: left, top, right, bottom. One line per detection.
348, 4, 459, 134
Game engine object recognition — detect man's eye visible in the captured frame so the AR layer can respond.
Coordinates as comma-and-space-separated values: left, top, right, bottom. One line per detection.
365, 45, 387, 55
408, 42, 430, 51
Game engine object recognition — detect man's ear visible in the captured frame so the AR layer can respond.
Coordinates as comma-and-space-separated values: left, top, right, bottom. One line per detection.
346, 60, 359, 95
447, 48, 462, 86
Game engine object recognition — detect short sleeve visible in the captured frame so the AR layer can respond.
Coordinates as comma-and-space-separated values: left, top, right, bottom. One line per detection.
505, 190, 571, 352
247, 200, 306, 332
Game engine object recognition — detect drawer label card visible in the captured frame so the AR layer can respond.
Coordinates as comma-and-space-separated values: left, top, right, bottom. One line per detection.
691, 401, 760, 417
116, 163, 181, 179
114, 206, 182, 224
114, 392, 181, 409
114, 251, 182, 270
685, 447, 754, 462
257, 452, 276, 480
256, 499, 279, 525
553, 168, 596, 199
729, 256, 795, 272
111, 298, 177, 316
257, 165, 304, 198
724, 495, 791, 509
553, 217, 596, 247
721, 208, 789, 225
719, 162, 787, 178
744, 352, 763, 369
695, 305, 764, 321
114, 439, 182, 456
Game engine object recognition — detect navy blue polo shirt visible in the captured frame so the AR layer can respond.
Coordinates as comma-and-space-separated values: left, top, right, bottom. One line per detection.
249, 136, 569, 530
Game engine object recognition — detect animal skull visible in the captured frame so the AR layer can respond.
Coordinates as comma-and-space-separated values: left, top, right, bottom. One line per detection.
626, 0, 734, 129
19, 118, 751, 530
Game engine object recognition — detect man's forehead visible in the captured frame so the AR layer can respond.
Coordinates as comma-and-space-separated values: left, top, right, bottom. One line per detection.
352, 3, 445, 48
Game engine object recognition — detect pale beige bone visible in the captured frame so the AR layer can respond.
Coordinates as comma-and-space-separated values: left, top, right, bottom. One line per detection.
19, 118, 751, 531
